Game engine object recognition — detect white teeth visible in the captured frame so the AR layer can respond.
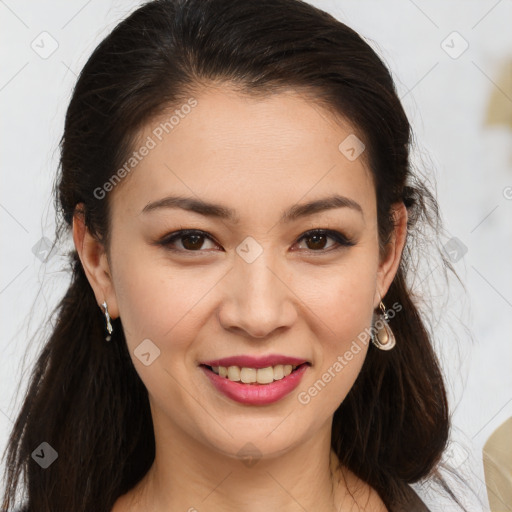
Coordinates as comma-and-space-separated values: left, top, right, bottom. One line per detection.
256, 367, 274, 384
227, 366, 240, 381
209, 363, 301, 384
240, 367, 257, 383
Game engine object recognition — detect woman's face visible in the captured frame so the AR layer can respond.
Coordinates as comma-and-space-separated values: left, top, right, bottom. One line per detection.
79, 84, 405, 460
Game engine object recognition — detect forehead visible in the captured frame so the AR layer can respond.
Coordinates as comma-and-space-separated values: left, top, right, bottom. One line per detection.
110, 85, 375, 222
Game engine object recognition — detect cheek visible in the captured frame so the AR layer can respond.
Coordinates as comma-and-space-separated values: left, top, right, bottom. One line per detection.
292, 252, 377, 405
296, 255, 377, 341
111, 244, 224, 363
296, 301, 373, 415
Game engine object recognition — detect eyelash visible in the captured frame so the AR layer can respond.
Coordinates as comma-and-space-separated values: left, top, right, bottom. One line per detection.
156, 228, 355, 255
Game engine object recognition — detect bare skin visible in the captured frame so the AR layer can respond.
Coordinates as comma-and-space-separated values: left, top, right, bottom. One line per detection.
73, 84, 407, 511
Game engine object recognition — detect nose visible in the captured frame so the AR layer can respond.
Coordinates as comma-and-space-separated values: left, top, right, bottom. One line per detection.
217, 249, 297, 339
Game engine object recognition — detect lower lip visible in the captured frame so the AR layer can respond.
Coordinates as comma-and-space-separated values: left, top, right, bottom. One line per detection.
200, 364, 309, 405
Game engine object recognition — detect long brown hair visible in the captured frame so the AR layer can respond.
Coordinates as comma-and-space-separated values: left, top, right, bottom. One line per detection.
1, 0, 470, 510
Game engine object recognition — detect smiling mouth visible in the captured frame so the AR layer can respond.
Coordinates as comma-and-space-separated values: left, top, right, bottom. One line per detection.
200, 362, 310, 385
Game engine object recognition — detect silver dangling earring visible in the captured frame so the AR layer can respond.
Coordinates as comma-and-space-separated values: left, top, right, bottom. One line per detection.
101, 301, 113, 342
371, 300, 396, 351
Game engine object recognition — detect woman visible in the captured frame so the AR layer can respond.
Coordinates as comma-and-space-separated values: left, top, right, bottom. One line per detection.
1, 0, 472, 510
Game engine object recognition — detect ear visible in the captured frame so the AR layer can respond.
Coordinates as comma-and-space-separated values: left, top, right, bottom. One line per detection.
72, 204, 119, 319
374, 202, 408, 308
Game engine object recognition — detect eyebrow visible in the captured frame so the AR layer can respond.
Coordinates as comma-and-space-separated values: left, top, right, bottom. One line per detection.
141, 194, 363, 223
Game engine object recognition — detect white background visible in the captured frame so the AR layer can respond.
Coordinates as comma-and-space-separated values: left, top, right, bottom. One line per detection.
1, 1, 511, 510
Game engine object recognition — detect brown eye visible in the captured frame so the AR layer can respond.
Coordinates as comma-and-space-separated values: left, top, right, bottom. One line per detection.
302, 233, 330, 250
295, 229, 355, 252
158, 230, 219, 252
181, 233, 206, 250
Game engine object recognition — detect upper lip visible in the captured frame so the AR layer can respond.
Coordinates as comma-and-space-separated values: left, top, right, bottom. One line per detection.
200, 355, 310, 369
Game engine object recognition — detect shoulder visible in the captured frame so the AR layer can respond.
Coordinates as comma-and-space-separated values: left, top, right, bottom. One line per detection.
359, 483, 431, 512
337, 465, 388, 511
366, 485, 389, 511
